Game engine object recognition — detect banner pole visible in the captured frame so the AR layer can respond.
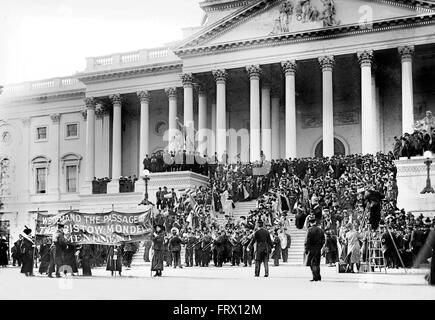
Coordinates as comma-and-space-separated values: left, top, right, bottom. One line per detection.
33, 208, 39, 271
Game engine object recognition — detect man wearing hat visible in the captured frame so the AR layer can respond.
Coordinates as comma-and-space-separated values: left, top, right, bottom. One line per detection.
248, 218, 273, 277
48, 222, 67, 278
169, 227, 183, 268
304, 215, 325, 282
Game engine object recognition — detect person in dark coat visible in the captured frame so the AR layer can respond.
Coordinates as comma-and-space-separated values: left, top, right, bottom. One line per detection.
249, 219, 273, 277
38, 237, 51, 274
0, 236, 9, 267
214, 229, 228, 267
143, 237, 152, 263
169, 227, 183, 268
20, 227, 35, 276
324, 230, 338, 266
151, 224, 165, 277
271, 230, 281, 266
78, 244, 93, 276
305, 216, 325, 282
201, 231, 213, 267
106, 245, 123, 276
48, 223, 67, 278
63, 244, 79, 275
11, 240, 22, 267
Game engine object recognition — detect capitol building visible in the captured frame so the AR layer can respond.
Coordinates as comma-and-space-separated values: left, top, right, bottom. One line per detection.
1, 0, 435, 239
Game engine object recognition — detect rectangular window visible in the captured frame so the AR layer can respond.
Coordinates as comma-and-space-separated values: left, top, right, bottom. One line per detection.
66, 123, 78, 138
66, 165, 77, 193
36, 127, 47, 141
36, 168, 47, 194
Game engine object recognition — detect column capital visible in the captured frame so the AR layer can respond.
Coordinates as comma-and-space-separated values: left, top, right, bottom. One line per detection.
95, 103, 109, 118
281, 60, 297, 76
357, 50, 374, 67
181, 73, 194, 87
80, 110, 87, 121
271, 88, 280, 98
165, 87, 178, 99
318, 55, 335, 71
212, 69, 228, 83
109, 94, 123, 106
195, 84, 206, 96
84, 97, 96, 110
50, 113, 61, 124
398, 45, 415, 62
137, 90, 151, 103
246, 65, 261, 80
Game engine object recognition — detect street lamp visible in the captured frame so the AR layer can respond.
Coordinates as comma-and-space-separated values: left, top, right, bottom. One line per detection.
420, 151, 435, 194
141, 169, 150, 204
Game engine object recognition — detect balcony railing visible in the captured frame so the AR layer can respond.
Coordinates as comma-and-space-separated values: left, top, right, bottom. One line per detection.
85, 47, 180, 71
1, 77, 85, 96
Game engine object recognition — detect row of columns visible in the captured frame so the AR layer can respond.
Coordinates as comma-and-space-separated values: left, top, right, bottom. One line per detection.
82, 45, 416, 191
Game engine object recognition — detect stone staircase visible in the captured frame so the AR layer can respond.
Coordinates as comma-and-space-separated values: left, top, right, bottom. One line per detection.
132, 200, 306, 266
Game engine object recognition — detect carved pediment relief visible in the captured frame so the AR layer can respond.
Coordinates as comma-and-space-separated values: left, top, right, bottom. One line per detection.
177, 0, 435, 52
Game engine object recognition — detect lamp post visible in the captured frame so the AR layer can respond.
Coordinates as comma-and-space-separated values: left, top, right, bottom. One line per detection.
420, 151, 435, 194
142, 169, 150, 204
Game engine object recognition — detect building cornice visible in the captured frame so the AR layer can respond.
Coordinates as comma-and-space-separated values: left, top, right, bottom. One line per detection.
200, 0, 254, 12
0, 90, 86, 105
175, 13, 435, 57
76, 62, 183, 84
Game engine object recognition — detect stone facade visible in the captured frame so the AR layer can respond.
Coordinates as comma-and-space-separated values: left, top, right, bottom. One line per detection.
1, 0, 435, 239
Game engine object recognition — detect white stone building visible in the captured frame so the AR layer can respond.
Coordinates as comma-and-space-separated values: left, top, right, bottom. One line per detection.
1, 0, 435, 239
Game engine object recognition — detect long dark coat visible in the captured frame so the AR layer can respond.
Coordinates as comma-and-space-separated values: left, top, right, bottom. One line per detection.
106, 246, 123, 272
79, 244, 93, 276
151, 231, 165, 271
0, 240, 8, 266
271, 235, 281, 260
20, 236, 34, 274
249, 228, 273, 260
63, 244, 79, 273
38, 244, 51, 274
305, 225, 325, 267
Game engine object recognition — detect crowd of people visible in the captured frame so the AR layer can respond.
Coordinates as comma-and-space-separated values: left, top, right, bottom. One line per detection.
2, 149, 434, 284
91, 176, 138, 194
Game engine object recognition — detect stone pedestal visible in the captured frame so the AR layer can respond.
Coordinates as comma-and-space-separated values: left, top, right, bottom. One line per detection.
107, 179, 120, 194
395, 156, 435, 217
80, 181, 93, 195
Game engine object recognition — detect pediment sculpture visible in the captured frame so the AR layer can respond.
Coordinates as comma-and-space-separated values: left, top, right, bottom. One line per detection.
271, 0, 340, 35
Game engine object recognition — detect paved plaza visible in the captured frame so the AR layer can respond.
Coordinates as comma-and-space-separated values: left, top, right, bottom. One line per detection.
0, 264, 433, 300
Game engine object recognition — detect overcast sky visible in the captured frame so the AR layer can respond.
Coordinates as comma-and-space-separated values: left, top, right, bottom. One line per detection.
0, 0, 204, 85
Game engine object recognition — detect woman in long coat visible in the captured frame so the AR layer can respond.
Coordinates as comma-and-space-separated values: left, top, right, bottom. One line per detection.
20, 229, 34, 276
78, 244, 93, 276
345, 224, 362, 272
38, 238, 51, 274
324, 230, 338, 266
106, 245, 123, 276
151, 225, 165, 277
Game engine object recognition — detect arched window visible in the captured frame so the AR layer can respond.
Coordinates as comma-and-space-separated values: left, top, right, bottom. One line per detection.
61, 153, 82, 193
314, 138, 346, 158
31, 156, 51, 194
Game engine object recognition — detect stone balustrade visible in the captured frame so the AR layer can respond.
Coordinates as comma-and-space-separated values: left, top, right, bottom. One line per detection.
1, 76, 84, 96
85, 47, 179, 71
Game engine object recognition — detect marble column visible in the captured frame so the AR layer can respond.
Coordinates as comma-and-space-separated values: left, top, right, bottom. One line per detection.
210, 102, 217, 157
212, 69, 227, 161
261, 85, 271, 161
101, 106, 111, 178
165, 87, 178, 152
319, 55, 335, 157
246, 65, 261, 162
49, 114, 61, 198
281, 60, 297, 159
271, 90, 280, 160
358, 50, 376, 155
197, 85, 207, 156
182, 73, 194, 152
137, 91, 150, 173
371, 70, 381, 152
81, 98, 95, 194
398, 45, 415, 135
107, 94, 122, 194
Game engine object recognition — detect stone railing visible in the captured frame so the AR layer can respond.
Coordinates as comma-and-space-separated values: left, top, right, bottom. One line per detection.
85, 47, 180, 71
1, 76, 85, 96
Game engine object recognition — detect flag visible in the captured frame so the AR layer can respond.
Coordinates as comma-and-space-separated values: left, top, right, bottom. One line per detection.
243, 186, 249, 200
